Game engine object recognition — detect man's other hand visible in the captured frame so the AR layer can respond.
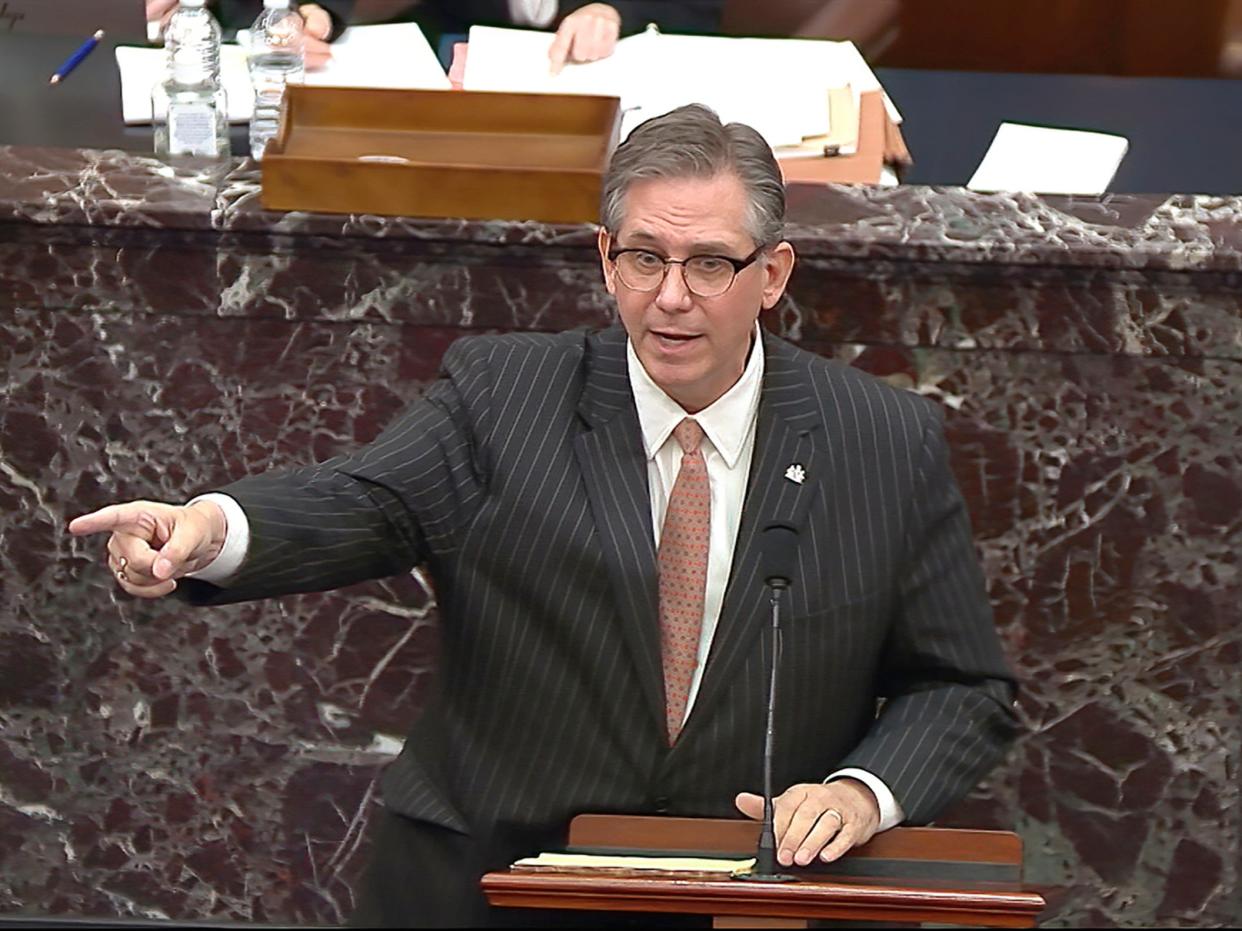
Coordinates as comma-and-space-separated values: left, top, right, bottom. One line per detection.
548, 3, 621, 74
68, 500, 228, 598
735, 778, 881, 867
297, 2, 334, 70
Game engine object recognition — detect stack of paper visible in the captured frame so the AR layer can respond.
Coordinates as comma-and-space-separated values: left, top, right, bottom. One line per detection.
116, 23, 450, 123
462, 26, 900, 153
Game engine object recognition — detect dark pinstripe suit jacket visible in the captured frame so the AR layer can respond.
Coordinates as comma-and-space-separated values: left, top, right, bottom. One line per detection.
186, 326, 1017, 873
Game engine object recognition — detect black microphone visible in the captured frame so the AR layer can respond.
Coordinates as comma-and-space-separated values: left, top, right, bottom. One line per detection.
735, 522, 799, 883
760, 523, 799, 588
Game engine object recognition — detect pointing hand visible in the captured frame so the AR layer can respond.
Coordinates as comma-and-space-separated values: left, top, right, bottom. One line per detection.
68, 499, 228, 598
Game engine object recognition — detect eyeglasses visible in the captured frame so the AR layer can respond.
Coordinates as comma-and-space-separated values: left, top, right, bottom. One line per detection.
607, 245, 764, 298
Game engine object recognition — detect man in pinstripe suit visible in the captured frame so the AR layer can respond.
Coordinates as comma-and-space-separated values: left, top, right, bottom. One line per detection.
71, 105, 1019, 926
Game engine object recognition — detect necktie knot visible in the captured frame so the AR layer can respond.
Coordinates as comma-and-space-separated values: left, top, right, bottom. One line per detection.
673, 418, 705, 455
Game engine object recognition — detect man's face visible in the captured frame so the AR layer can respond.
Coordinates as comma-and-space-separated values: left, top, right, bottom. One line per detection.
598, 172, 795, 413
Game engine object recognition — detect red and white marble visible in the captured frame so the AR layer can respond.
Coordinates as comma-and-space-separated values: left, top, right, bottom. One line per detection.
1, 145, 1238, 926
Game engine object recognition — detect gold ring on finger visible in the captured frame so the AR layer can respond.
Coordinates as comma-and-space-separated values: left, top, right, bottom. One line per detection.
824, 807, 844, 825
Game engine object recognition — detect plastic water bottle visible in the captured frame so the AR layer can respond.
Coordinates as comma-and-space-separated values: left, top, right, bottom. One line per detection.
248, 0, 306, 160
152, 0, 230, 158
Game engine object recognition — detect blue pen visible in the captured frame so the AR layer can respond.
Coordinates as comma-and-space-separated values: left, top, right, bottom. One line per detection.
49, 29, 105, 85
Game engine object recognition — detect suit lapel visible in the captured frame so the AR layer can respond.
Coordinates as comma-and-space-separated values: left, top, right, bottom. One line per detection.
572, 327, 666, 736
683, 332, 825, 735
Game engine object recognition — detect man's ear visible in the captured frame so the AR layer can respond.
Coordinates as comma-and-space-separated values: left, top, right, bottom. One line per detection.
760, 241, 796, 310
598, 228, 617, 295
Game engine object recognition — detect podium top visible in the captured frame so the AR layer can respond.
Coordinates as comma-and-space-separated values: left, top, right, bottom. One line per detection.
482, 815, 1049, 928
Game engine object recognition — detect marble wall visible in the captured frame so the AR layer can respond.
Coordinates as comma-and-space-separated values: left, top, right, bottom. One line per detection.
0, 147, 1238, 926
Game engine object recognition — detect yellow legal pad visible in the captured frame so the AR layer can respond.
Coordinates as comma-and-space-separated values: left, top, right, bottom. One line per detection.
512, 852, 757, 874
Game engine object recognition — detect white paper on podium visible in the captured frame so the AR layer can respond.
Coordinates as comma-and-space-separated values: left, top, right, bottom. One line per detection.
462, 26, 895, 150
968, 122, 1129, 195
117, 22, 450, 124
513, 852, 757, 874
462, 26, 626, 98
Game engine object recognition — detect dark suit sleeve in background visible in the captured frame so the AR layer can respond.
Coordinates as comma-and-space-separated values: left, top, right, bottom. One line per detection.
180, 337, 494, 606
388, 0, 511, 47
838, 406, 1020, 825
310, 0, 355, 39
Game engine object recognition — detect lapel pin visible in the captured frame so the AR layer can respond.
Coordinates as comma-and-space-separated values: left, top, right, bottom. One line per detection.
785, 464, 806, 485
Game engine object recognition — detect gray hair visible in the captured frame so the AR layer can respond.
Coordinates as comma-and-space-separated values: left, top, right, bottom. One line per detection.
600, 104, 785, 246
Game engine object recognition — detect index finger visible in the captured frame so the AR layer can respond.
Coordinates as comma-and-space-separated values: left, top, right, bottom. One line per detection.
772, 786, 811, 846
68, 503, 152, 538
548, 24, 576, 74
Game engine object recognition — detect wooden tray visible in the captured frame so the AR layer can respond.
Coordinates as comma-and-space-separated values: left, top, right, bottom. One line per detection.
260, 86, 622, 223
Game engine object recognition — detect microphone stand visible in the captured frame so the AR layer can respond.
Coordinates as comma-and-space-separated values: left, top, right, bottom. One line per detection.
735, 577, 795, 883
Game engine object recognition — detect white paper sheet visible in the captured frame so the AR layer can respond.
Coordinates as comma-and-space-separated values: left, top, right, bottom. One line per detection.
462, 26, 890, 149
117, 43, 251, 122
513, 852, 756, 873
968, 122, 1129, 195
305, 22, 450, 90
117, 23, 450, 124
461, 25, 651, 104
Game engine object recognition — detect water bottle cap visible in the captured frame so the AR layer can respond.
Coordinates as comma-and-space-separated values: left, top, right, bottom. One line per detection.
263, 0, 293, 7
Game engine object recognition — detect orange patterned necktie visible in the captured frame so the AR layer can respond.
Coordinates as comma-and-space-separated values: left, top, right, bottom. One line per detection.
658, 418, 711, 745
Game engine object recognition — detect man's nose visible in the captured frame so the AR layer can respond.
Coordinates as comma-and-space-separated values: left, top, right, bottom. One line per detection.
654, 263, 694, 311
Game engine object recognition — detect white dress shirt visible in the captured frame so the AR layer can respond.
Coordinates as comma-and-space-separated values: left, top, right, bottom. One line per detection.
508, 0, 558, 28
627, 330, 903, 831
191, 328, 903, 830
627, 334, 761, 716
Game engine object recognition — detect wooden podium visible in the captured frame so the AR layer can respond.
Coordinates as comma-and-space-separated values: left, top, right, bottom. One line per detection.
482, 815, 1049, 928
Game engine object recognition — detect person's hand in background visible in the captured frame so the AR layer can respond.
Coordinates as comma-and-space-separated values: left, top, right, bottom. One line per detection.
296, 2, 334, 70
548, 3, 621, 73
147, 1, 334, 69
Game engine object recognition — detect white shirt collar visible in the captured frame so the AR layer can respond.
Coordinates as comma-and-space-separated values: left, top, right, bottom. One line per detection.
626, 325, 765, 470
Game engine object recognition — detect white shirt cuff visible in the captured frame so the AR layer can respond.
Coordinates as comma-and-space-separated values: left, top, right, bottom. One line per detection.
825, 768, 905, 832
184, 493, 250, 585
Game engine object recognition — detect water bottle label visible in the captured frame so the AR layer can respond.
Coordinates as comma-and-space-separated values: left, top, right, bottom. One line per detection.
168, 102, 220, 157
